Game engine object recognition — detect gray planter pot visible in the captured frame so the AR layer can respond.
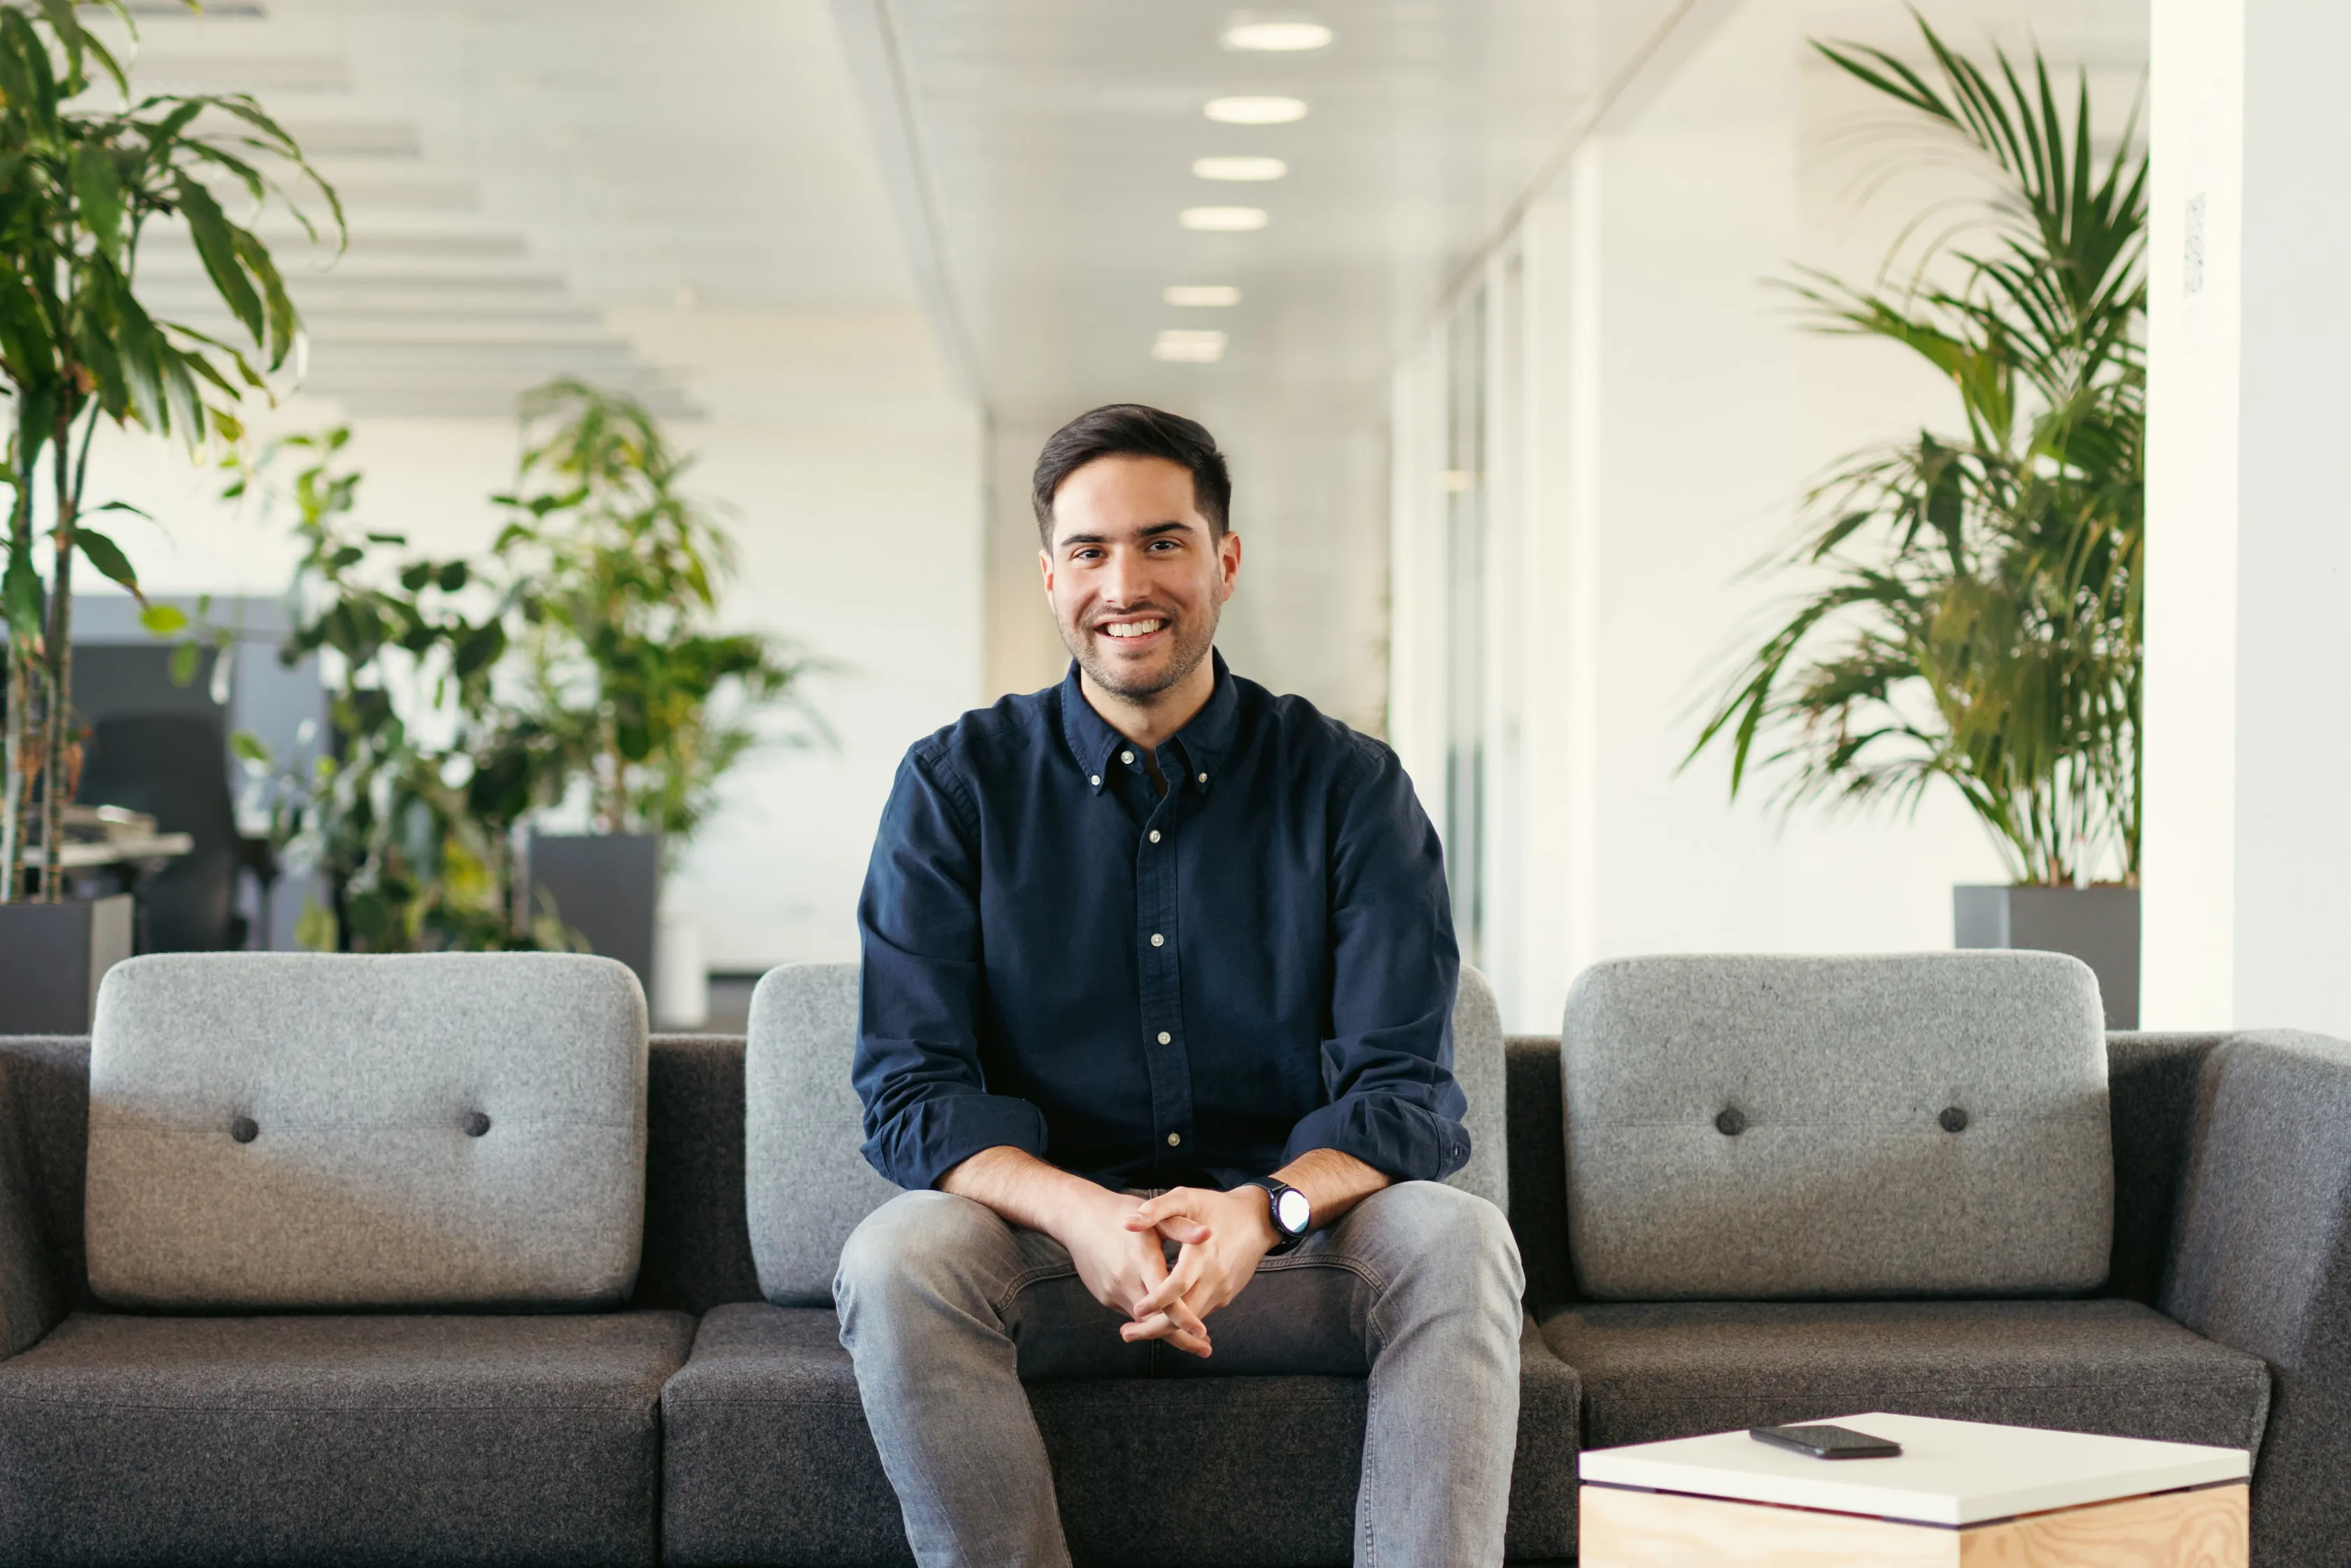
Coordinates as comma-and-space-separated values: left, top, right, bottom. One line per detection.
525, 832, 661, 997
0, 894, 135, 1033
1954, 884, 2140, 1029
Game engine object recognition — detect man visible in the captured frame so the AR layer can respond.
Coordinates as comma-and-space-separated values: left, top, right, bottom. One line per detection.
838, 404, 1523, 1567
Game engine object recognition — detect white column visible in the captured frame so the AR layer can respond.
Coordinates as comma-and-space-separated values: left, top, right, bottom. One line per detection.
2145, 0, 2351, 1033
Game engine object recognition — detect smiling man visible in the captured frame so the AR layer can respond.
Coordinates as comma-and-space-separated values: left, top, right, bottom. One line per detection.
837, 404, 1524, 1568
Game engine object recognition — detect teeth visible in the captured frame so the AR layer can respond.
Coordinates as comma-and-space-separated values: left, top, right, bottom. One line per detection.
1103, 620, 1165, 638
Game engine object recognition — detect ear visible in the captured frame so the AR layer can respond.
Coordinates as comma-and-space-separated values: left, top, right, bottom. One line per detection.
1038, 546, 1054, 597
1217, 530, 1242, 599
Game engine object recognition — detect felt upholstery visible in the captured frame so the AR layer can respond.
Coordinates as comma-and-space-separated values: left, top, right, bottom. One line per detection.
2162, 1031, 2351, 1562
2105, 1033, 2230, 1305
85, 952, 649, 1310
0, 1308, 693, 1567
660, 1301, 1581, 1568
1562, 952, 2112, 1299
744, 964, 903, 1306
744, 962, 1510, 1308
1543, 1297, 2271, 1456
640, 1034, 763, 1315
0, 1052, 62, 1357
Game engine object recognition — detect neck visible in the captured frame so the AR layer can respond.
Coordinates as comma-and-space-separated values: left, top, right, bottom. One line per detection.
1079, 654, 1217, 752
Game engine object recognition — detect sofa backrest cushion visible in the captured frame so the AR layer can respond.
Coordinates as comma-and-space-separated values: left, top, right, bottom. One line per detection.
1563, 952, 2112, 1300
85, 952, 648, 1311
744, 961, 1511, 1307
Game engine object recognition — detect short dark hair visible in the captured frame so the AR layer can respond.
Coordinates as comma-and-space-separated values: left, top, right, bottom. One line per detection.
1031, 404, 1231, 549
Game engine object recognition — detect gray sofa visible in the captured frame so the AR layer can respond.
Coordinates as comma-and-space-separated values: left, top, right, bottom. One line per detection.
0, 949, 2343, 1566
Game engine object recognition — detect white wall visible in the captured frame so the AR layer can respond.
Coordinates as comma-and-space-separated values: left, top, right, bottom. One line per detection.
2145, 0, 2351, 1034
77, 305, 983, 972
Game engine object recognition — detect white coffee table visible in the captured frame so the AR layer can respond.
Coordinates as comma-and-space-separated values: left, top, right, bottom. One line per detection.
1579, 1411, 2249, 1566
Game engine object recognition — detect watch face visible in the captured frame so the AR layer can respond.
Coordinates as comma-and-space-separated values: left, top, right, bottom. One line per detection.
1274, 1187, 1312, 1236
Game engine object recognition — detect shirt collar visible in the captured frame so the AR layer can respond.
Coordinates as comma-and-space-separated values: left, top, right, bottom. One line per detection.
1057, 650, 1239, 797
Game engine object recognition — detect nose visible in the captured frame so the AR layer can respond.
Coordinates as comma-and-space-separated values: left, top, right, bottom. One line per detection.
1101, 546, 1151, 608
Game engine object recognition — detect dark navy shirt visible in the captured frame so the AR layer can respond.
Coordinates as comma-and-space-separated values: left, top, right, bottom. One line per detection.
854, 653, 1469, 1193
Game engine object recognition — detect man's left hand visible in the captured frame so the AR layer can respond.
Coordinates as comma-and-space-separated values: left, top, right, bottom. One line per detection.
1119, 1185, 1279, 1355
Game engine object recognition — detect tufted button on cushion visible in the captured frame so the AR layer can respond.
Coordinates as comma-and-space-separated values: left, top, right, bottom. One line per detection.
1940, 1106, 1970, 1133
1714, 1108, 1746, 1137
229, 1116, 258, 1145
463, 1111, 492, 1138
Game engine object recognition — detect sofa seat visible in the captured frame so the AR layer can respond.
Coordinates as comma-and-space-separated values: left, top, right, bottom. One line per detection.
1542, 1297, 2271, 1455
661, 1301, 1581, 1568
0, 1308, 694, 1568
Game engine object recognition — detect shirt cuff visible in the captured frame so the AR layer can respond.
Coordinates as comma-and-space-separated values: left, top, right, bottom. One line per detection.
1282, 1095, 1472, 1183
863, 1092, 1051, 1191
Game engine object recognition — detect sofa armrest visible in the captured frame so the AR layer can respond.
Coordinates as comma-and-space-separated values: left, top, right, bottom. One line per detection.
2163, 1031, 2351, 1560
0, 1044, 69, 1356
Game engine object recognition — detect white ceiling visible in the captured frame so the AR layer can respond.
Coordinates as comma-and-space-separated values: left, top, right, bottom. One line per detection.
847, 0, 1707, 429
94, 0, 922, 416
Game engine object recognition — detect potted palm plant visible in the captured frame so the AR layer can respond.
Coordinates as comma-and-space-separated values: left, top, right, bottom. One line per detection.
0, 0, 336, 1029
491, 379, 814, 1012
1687, 20, 2145, 1024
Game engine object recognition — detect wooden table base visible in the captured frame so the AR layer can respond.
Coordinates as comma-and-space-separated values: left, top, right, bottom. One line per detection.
1580, 1479, 2248, 1567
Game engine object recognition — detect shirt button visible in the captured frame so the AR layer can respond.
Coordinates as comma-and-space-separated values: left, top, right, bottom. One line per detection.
1090, 775, 1101, 786
1150, 933, 1164, 947
1148, 830, 1161, 843
1157, 1031, 1171, 1044
1120, 750, 1134, 764
1167, 1132, 1182, 1147
1197, 772, 1208, 784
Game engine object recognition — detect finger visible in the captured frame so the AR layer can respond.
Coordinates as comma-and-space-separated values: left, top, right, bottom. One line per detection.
1150, 1216, 1212, 1245
1133, 1250, 1206, 1315
1125, 1189, 1204, 1231
1121, 1312, 1213, 1357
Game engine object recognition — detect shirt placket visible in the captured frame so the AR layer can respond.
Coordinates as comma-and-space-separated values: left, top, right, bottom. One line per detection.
1133, 744, 1193, 1171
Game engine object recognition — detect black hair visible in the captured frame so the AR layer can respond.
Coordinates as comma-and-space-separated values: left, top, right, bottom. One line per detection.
1031, 404, 1231, 549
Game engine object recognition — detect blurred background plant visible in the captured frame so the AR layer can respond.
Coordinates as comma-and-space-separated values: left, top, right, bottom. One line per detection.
232, 428, 573, 953
1686, 15, 2145, 889
492, 379, 820, 869
227, 384, 821, 953
0, 0, 338, 904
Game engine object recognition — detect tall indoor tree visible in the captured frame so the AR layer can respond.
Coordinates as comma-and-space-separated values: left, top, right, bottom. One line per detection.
1688, 17, 2146, 887
493, 379, 814, 864
0, 0, 339, 902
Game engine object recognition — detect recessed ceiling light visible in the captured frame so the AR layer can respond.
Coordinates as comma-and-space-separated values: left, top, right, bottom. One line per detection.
1153, 330, 1228, 363
1193, 155, 1287, 182
1180, 206, 1268, 232
1203, 96, 1308, 125
1222, 21, 1333, 52
1164, 285, 1242, 306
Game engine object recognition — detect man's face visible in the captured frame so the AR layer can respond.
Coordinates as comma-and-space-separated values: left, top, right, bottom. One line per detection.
1040, 454, 1241, 703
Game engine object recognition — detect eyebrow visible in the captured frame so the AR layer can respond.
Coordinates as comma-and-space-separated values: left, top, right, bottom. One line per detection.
1057, 520, 1197, 548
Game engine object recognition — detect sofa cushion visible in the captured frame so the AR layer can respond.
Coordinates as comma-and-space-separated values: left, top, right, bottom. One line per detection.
1544, 1298, 2271, 1457
745, 963, 1511, 1307
1562, 952, 2111, 1299
85, 952, 649, 1310
661, 1301, 1579, 1567
0, 1308, 692, 1567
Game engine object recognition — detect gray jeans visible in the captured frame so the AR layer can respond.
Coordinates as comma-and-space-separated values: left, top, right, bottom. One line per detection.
834, 1180, 1525, 1568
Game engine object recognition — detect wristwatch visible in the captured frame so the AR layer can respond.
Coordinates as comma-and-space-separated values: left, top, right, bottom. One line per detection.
1242, 1176, 1313, 1254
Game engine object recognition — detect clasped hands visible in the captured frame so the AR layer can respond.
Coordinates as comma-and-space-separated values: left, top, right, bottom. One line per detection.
1060, 1184, 1278, 1359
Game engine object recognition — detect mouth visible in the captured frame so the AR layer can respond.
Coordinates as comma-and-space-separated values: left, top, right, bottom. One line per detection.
1095, 616, 1170, 647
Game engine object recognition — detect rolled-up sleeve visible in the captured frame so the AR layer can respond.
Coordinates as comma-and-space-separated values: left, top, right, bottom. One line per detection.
855, 744, 1048, 1189
1280, 741, 1471, 1181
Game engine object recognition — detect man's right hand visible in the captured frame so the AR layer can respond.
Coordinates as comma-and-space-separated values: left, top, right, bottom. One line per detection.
937, 1146, 1215, 1357
1056, 1185, 1213, 1356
